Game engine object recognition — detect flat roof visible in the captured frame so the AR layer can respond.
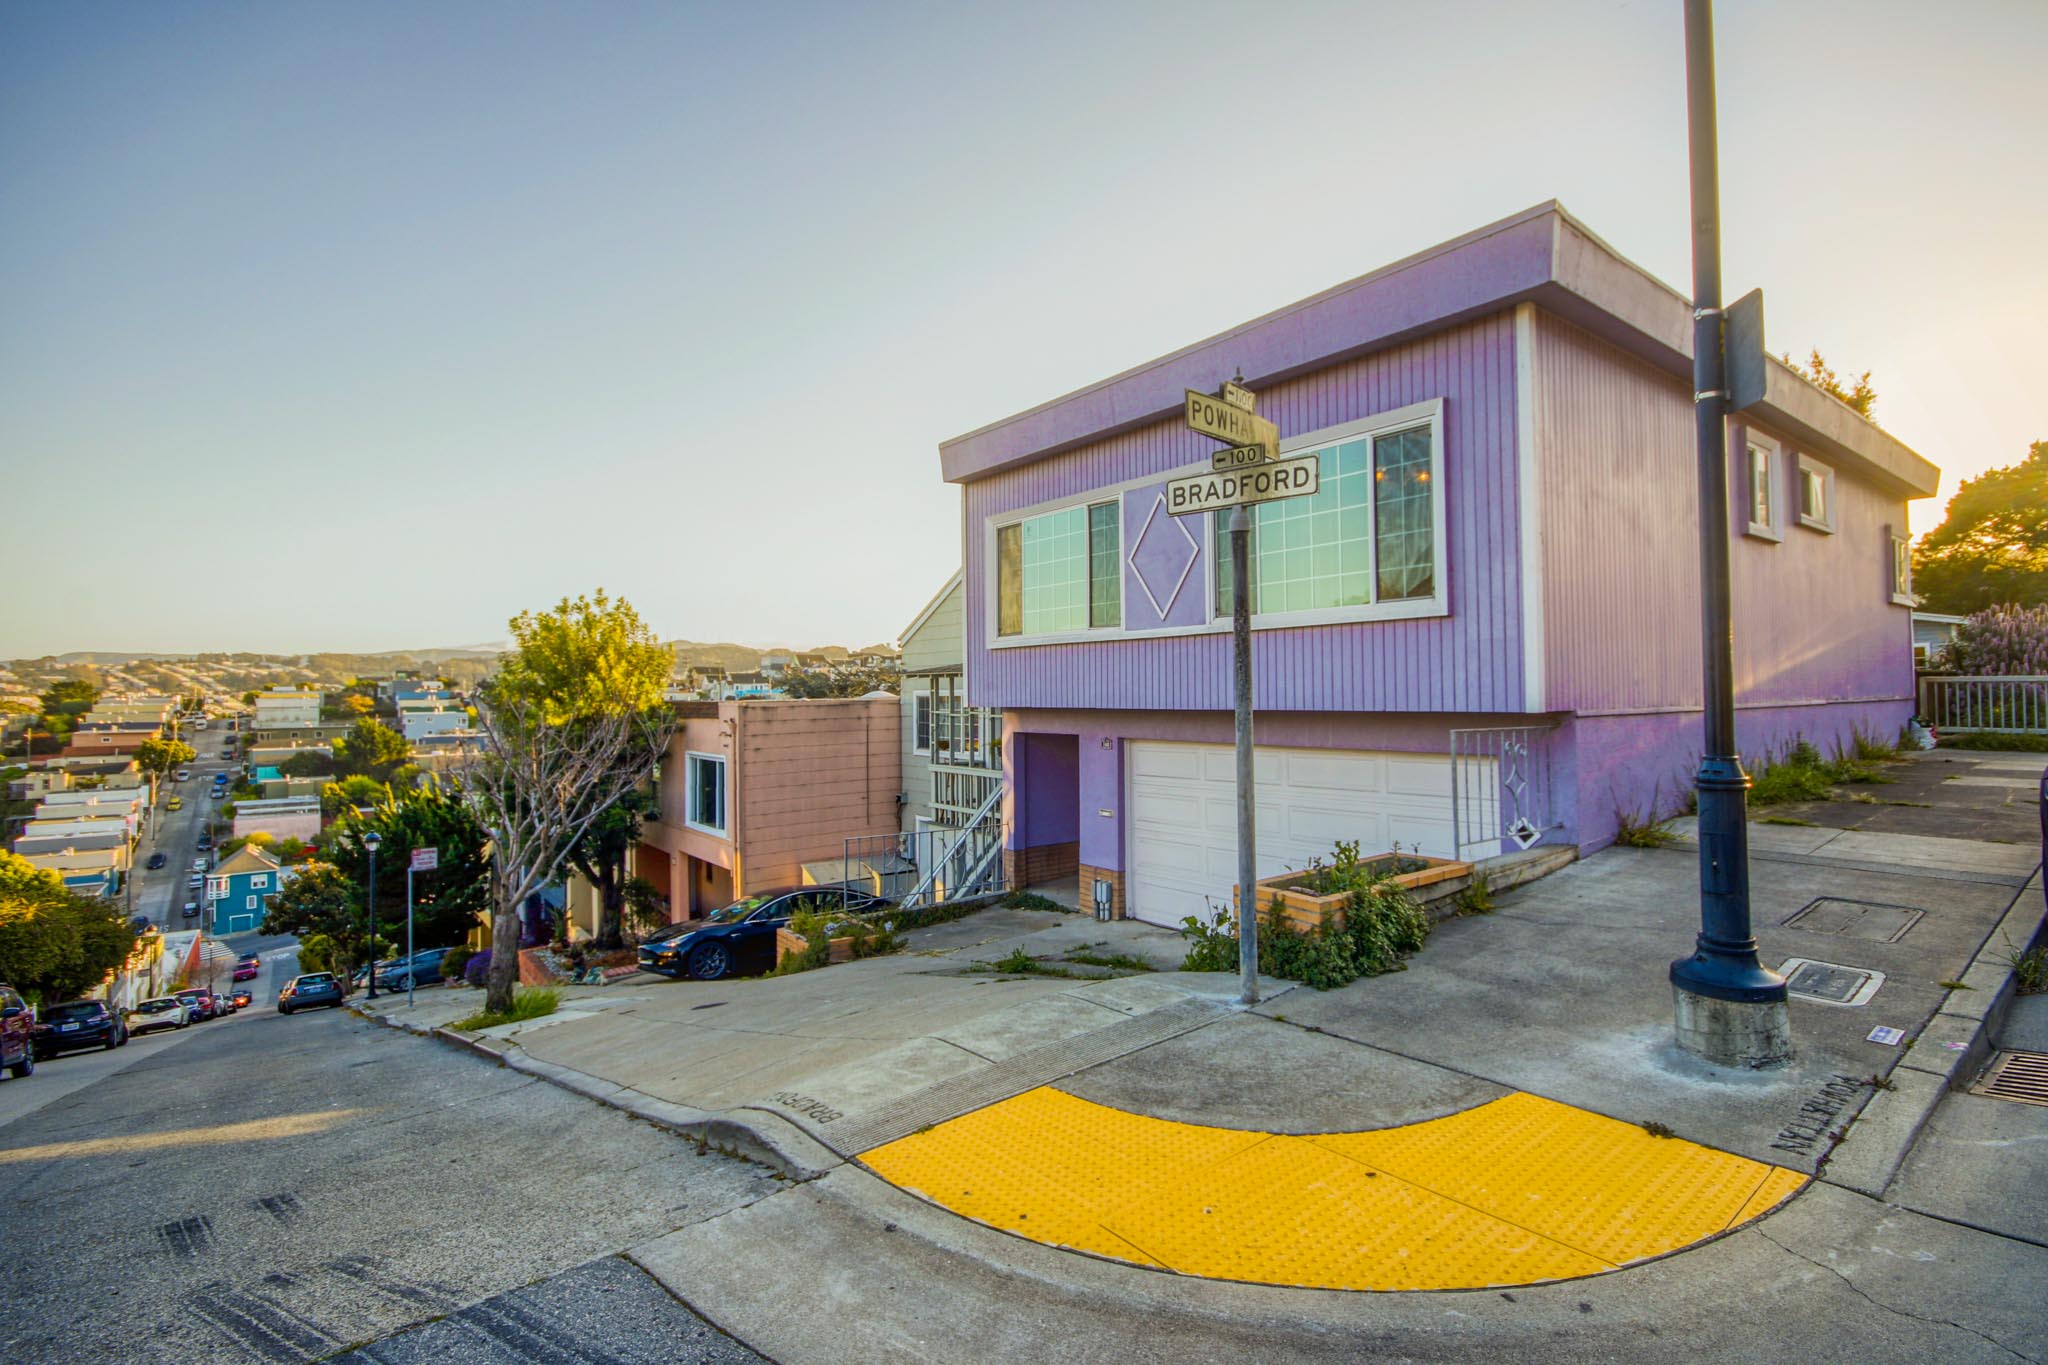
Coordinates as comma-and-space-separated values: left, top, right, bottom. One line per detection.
939, 201, 1937, 501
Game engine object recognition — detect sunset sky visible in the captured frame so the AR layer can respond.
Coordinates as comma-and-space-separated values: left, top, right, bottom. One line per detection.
2, 0, 2041, 655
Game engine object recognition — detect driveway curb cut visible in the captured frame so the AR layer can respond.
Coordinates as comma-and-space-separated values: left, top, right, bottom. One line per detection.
1819, 870, 2045, 1199
354, 1004, 843, 1182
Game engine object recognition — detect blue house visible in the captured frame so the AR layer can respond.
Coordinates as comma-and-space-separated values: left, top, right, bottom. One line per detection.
206, 845, 286, 934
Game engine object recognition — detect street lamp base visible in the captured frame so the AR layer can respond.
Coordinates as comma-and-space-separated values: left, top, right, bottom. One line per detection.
1672, 983, 1793, 1070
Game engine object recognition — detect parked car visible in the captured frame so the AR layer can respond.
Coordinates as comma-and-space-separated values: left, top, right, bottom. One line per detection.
166, 796, 182, 811
175, 770, 191, 782
146, 851, 168, 870
232, 953, 261, 982
278, 973, 345, 1014
182, 902, 201, 920
229, 989, 253, 1010
197, 833, 212, 850
380, 947, 457, 991
191, 858, 207, 873
34, 999, 126, 1056
637, 889, 888, 981
0, 985, 36, 1079
174, 989, 219, 1021
129, 997, 189, 1036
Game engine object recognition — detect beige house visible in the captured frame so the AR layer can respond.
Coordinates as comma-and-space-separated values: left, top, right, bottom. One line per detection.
253, 689, 322, 729
630, 696, 901, 922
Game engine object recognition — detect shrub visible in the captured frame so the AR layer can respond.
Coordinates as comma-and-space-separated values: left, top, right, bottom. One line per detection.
1180, 908, 1240, 973
297, 933, 333, 975
463, 949, 493, 987
1938, 731, 2048, 753
1178, 860, 1429, 990
1000, 891, 1070, 912
1935, 603, 2048, 676
440, 947, 473, 982
1851, 728, 1900, 762
1613, 808, 1677, 848
451, 986, 558, 1032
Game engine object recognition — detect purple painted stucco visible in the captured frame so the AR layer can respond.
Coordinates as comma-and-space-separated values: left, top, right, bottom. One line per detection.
966, 314, 1526, 715
1009, 732, 1078, 851
1122, 483, 1208, 630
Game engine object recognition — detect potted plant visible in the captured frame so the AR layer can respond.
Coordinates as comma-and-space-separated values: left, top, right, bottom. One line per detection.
1238, 840, 1469, 933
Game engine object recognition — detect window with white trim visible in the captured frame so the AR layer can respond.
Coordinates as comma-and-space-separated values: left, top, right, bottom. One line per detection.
245, 895, 256, 910
911, 692, 931, 755
1796, 454, 1833, 532
685, 752, 727, 833
1745, 441, 1780, 540
995, 501, 1121, 637
250, 874, 269, 889
1216, 422, 1435, 616
1891, 531, 1914, 606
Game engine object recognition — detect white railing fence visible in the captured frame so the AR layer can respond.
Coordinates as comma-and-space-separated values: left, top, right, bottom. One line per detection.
1919, 675, 2048, 735
1449, 725, 1562, 858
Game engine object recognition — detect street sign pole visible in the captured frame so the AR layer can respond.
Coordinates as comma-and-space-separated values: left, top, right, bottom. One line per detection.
406, 865, 415, 1009
1230, 503, 1258, 1006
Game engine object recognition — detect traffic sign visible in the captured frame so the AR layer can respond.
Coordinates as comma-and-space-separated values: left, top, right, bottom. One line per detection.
1185, 389, 1277, 454
409, 847, 438, 872
1210, 442, 1269, 472
1219, 379, 1257, 414
1166, 454, 1319, 517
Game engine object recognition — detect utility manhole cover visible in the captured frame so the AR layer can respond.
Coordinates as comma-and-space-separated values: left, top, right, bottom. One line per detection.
1781, 897, 1924, 943
1971, 1050, 2048, 1107
1777, 957, 1885, 1007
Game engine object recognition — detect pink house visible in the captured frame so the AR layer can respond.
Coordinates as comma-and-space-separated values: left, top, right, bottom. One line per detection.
633, 697, 901, 921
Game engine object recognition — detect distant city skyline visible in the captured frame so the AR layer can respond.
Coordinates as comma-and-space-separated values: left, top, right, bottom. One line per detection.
3, 1, 2041, 656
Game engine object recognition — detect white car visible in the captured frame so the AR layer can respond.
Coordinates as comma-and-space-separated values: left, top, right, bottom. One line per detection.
174, 770, 191, 782
129, 997, 189, 1035
191, 858, 207, 872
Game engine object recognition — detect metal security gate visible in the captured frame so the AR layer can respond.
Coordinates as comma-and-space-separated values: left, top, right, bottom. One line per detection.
1449, 726, 1561, 858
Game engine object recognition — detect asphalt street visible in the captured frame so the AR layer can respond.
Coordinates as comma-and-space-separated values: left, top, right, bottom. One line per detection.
0, 988, 773, 1363
128, 740, 238, 932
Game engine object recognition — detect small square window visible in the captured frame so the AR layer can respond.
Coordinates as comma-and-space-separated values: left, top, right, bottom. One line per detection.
1796, 455, 1834, 533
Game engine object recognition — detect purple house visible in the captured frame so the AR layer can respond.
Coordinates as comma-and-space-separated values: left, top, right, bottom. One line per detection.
941, 203, 1939, 929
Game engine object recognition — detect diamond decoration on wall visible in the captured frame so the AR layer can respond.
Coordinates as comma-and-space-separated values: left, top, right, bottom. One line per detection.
1127, 493, 1199, 620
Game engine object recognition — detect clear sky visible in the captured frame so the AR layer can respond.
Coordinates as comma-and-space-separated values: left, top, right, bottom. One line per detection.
2, 0, 2041, 657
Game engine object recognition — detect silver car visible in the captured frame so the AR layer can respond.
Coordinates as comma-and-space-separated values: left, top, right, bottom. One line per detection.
129, 997, 189, 1035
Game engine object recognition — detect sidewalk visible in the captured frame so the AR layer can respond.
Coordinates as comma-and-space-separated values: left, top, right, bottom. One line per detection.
358, 747, 2048, 1358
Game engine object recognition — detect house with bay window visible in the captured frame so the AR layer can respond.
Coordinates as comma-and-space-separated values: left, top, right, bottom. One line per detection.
943, 201, 1938, 928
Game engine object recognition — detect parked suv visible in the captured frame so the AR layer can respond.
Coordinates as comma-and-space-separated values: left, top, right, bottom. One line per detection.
33, 999, 126, 1057
0, 985, 34, 1079
129, 997, 189, 1036
381, 947, 457, 991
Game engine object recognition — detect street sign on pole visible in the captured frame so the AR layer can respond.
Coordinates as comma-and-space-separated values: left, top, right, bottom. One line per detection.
409, 847, 439, 872
1725, 287, 1766, 412
1210, 442, 1271, 472
1166, 454, 1319, 517
1184, 389, 1277, 454
406, 847, 435, 1007
1219, 378, 1257, 413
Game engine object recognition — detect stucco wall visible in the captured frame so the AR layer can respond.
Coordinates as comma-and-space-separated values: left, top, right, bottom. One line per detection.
732, 698, 901, 894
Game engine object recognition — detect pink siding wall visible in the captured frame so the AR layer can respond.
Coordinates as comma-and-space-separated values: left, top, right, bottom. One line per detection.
731, 698, 902, 894
964, 314, 1529, 715
1532, 312, 1915, 716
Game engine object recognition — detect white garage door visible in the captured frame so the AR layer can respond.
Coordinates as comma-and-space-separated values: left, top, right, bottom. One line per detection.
1125, 742, 1463, 929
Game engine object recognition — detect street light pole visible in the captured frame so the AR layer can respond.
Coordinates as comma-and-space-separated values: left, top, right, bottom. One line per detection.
1669, 0, 1791, 1068
363, 830, 382, 1000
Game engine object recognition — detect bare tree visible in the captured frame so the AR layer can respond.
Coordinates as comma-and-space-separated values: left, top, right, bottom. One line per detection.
461, 689, 673, 1014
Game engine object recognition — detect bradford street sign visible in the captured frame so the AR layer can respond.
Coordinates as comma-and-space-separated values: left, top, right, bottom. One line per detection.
1166, 454, 1319, 516
1185, 389, 1277, 454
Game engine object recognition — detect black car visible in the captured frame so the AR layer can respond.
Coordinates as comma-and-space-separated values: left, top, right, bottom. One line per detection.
33, 1000, 127, 1057
637, 889, 887, 981
146, 851, 168, 870
278, 973, 345, 1014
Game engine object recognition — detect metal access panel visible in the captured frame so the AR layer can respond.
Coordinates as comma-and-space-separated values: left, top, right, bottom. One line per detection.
1777, 957, 1886, 1008
1781, 897, 1924, 944
1971, 1051, 2048, 1107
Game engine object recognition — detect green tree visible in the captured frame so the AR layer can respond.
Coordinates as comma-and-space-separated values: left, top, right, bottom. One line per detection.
320, 774, 388, 816
260, 863, 369, 982
1781, 349, 1877, 419
38, 678, 100, 719
0, 851, 136, 1004
134, 736, 198, 794
778, 667, 899, 699
1912, 440, 2048, 615
327, 783, 491, 951
465, 591, 675, 1012
332, 718, 411, 783
278, 751, 332, 779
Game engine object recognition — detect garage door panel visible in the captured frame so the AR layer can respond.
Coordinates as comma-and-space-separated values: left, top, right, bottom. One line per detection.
1125, 741, 1456, 928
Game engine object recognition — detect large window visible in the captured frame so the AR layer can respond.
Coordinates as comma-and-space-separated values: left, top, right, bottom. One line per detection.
1216, 423, 1436, 617
996, 501, 1121, 637
685, 752, 727, 834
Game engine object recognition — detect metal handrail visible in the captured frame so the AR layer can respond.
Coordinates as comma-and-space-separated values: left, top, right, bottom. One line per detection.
901, 780, 1005, 910
1919, 675, 2048, 734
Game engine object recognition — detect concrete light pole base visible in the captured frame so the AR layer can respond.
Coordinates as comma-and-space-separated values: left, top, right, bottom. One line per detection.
1672, 985, 1794, 1070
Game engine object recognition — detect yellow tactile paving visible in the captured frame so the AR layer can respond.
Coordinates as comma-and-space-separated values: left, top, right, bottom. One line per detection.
859, 1087, 1806, 1291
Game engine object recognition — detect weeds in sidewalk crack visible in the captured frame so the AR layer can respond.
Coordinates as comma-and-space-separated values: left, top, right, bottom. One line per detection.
1640, 1121, 1676, 1139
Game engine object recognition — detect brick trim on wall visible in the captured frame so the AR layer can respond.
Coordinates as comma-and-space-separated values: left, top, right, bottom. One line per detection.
1078, 864, 1125, 919
1004, 841, 1079, 889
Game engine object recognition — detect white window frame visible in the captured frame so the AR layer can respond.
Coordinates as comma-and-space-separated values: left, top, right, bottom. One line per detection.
250, 874, 268, 889
683, 751, 728, 836
245, 895, 256, 910
989, 498, 1126, 643
911, 691, 931, 756
1795, 453, 1835, 533
1744, 438, 1782, 542
1890, 530, 1915, 607
982, 397, 1447, 648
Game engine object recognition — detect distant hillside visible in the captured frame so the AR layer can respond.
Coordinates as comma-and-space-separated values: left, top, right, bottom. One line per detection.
666, 640, 766, 673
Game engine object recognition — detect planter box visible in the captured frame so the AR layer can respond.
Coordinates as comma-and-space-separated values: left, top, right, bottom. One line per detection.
775, 927, 860, 968
1236, 853, 1473, 934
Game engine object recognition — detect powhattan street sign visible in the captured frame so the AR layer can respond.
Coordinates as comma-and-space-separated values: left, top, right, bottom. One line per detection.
1166, 454, 1320, 516
1184, 388, 1277, 455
